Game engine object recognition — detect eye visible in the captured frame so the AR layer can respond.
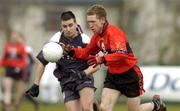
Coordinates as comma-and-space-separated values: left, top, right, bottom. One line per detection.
62, 25, 67, 28
68, 23, 73, 27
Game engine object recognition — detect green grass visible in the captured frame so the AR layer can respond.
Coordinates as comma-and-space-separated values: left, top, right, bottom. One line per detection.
19, 101, 65, 111
0, 101, 179, 111
0, 101, 65, 111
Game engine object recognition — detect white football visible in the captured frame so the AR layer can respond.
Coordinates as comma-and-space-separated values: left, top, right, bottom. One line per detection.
42, 42, 63, 62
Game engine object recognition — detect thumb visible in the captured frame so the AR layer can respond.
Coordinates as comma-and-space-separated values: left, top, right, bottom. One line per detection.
59, 42, 65, 49
65, 44, 71, 49
92, 64, 98, 68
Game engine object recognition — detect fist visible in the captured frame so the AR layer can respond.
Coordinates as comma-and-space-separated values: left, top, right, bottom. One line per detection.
59, 42, 74, 56
87, 56, 105, 66
26, 84, 39, 97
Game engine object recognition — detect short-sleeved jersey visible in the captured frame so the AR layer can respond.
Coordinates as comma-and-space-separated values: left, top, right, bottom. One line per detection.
73, 23, 138, 74
37, 31, 90, 80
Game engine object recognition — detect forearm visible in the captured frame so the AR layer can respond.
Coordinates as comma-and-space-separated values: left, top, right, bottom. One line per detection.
72, 48, 89, 60
71, 43, 99, 60
34, 61, 45, 85
104, 52, 127, 62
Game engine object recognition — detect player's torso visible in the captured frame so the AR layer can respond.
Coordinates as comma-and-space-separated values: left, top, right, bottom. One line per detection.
5, 43, 23, 60
57, 33, 89, 72
94, 25, 138, 74
94, 25, 125, 55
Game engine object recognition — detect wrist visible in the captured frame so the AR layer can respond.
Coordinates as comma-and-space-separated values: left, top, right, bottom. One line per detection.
102, 56, 106, 64
33, 83, 39, 87
68, 50, 75, 57
98, 56, 106, 64
84, 69, 89, 76
33, 84, 39, 90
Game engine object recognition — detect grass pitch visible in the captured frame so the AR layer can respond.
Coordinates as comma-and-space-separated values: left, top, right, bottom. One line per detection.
0, 101, 179, 111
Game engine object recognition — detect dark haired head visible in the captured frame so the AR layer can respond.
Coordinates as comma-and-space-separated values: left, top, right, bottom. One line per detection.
61, 11, 76, 22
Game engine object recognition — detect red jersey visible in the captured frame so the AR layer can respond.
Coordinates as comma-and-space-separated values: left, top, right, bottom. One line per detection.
1, 42, 27, 69
73, 23, 138, 74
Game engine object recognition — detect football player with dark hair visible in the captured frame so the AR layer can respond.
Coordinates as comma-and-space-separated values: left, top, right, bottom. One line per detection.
26, 11, 100, 111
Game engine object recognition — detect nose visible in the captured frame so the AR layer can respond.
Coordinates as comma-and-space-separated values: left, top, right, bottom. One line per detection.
89, 23, 93, 29
88, 22, 92, 27
67, 27, 70, 31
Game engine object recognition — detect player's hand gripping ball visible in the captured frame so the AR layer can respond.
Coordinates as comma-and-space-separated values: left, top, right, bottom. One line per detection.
42, 42, 63, 62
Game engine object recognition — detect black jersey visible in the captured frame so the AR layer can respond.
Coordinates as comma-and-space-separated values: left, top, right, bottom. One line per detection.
37, 31, 90, 80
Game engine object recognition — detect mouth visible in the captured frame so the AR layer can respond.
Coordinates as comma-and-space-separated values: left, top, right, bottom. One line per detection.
65, 32, 72, 36
67, 32, 72, 35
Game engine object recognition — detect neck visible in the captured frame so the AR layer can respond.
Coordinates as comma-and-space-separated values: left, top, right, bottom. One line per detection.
99, 21, 108, 36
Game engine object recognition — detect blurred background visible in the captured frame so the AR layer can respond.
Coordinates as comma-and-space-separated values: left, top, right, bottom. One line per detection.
0, 0, 180, 111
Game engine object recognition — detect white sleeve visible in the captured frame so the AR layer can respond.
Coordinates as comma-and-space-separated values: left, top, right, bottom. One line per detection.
81, 33, 90, 44
26, 46, 33, 54
49, 31, 62, 43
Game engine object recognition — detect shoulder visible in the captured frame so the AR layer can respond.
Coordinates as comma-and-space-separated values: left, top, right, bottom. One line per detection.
108, 24, 126, 36
26, 46, 33, 54
19, 42, 26, 48
107, 24, 128, 41
108, 24, 121, 32
49, 31, 62, 43
81, 33, 90, 44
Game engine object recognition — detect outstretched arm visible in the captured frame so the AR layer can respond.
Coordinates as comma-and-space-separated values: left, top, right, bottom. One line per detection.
26, 61, 45, 97
34, 61, 45, 85
60, 35, 100, 60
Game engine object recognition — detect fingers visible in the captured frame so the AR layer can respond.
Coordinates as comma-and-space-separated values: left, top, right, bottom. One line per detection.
87, 56, 95, 65
92, 64, 98, 68
87, 59, 95, 65
64, 44, 71, 51
26, 90, 38, 97
59, 42, 65, 47
59, 43, 72, 55
89, 64, 100, 70
92, 64, 100, 69
59, 42, 65, 52
25, 84, 39, 97
85, 64, 100, 75
88, 64, 98, 70
25, 90, 33, 97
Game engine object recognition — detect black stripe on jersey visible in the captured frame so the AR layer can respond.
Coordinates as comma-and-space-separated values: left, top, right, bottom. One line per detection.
36, 51, 48, 65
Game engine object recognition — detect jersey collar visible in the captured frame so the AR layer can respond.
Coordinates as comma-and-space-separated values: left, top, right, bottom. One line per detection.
99, 21, 109, 37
